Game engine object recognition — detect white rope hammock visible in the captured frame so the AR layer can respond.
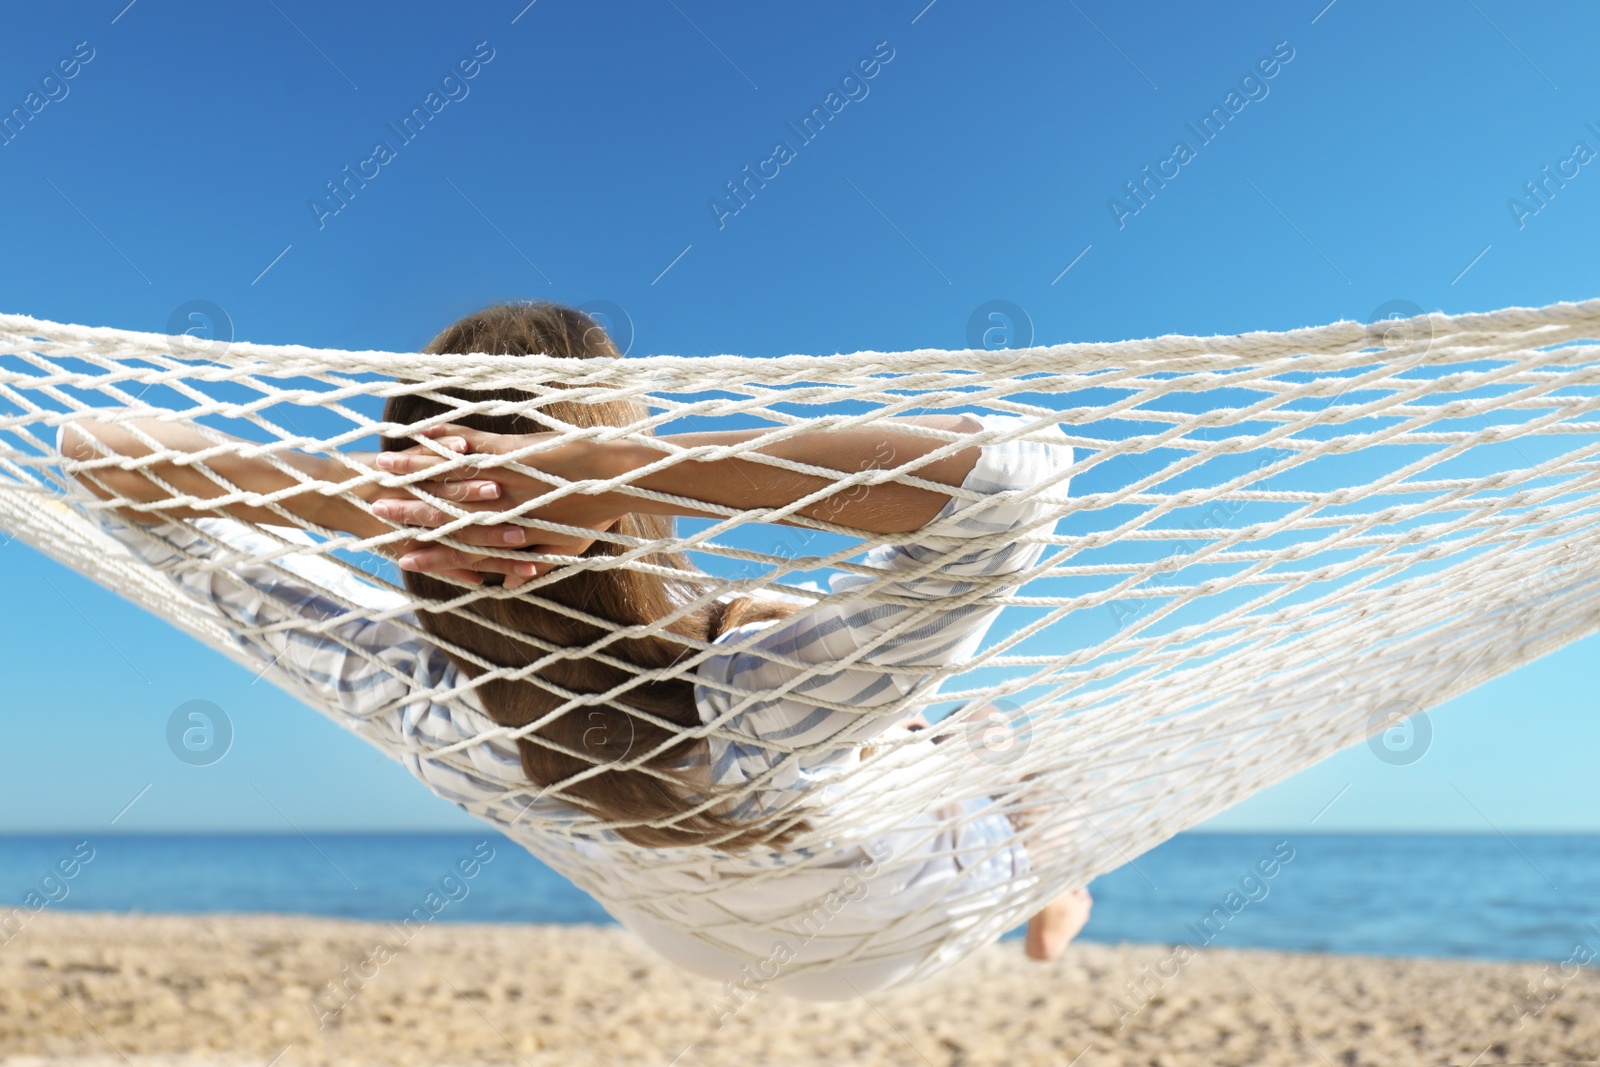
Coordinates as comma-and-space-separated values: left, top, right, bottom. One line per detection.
3, 298, 1599, 996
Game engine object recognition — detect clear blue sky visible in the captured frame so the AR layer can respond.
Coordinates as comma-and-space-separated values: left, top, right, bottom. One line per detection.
1, 0, 1596, 834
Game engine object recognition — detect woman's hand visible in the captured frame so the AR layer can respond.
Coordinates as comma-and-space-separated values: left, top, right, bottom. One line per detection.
369, 424, 629, 589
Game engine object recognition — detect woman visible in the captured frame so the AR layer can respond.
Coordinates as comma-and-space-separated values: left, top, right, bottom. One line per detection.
58, 302, 1090, 1000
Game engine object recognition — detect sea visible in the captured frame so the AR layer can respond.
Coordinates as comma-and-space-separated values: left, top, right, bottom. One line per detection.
3, 831, 1596, 964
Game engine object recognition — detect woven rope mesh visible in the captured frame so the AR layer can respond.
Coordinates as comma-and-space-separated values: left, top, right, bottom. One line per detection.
3, 299, 1600, 992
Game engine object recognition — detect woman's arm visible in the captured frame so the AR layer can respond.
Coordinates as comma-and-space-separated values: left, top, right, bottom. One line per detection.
599, 413, 988, 534
692, 414, 1073, 793
61, 418, 514, 586
367, 414, 990, 577
59, 419, 397, 536
85, 508, 527, 812
58, 417, 489, 545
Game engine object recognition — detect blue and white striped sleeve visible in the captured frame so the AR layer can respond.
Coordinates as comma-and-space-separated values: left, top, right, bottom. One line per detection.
693, 413, 1072, 788
89, 512, 453, 726
85, 509, 540, 803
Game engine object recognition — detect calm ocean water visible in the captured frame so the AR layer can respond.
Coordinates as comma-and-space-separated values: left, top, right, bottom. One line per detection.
3, 831, 1596, 964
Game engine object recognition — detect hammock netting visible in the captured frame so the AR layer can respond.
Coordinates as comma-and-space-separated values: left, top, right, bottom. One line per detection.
3, 298, 1599, 994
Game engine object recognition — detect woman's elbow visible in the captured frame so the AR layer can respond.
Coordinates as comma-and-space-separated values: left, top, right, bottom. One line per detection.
60, 424, 156, 503
59, 424, 99, 463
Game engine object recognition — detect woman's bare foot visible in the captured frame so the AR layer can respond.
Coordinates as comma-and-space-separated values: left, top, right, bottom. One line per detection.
1024, 887, 1092, 962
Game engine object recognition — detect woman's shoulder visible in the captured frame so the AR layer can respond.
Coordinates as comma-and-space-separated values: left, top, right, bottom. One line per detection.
960, 413, 1074, 490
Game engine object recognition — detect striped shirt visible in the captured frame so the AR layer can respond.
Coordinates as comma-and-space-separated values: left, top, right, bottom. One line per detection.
84, 413, 1073, 999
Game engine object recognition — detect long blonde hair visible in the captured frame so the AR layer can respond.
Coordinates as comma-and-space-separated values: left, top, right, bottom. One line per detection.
383, 303, 802, 850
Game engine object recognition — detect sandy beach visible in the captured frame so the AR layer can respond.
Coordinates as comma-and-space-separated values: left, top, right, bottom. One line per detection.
2, 912, 1596, 1066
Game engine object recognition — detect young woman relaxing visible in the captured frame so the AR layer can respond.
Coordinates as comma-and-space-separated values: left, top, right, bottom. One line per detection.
57, 302, 1090, 1000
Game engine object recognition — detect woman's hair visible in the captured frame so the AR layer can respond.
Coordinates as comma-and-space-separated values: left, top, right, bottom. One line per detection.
382, 302, 803, 851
